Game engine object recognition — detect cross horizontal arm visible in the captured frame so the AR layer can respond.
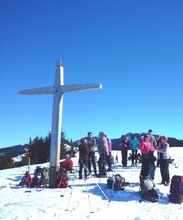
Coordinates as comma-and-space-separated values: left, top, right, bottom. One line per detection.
18, 86, 54, 95
60, 83, 102, 94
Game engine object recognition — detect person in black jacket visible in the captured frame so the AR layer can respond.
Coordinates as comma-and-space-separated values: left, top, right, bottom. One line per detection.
121, 136, 129, 167
78, 138, 89, 179
86, 132, 97, 176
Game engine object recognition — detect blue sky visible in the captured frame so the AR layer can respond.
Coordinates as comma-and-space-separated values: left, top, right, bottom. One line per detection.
0, 0, 183, 148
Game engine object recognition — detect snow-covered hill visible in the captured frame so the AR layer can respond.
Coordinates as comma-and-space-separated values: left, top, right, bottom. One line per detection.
0, 148, 183, 220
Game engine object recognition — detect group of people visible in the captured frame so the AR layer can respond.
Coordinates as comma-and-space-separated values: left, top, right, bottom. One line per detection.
140, 129, 170, 186
78, 131, 112, 179
59, 129, 170, 186
121, 134, 140, 167
121, 129, 170, 186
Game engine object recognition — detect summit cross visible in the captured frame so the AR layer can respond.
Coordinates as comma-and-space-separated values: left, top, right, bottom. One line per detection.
19, 60, 102, 187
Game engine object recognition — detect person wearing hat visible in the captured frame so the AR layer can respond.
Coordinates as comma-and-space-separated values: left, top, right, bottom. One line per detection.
59, 154, 73, 173
156, 136, 170, 186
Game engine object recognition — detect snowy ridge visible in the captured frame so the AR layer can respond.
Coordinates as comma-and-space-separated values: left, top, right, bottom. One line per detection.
0, 148, 183, 220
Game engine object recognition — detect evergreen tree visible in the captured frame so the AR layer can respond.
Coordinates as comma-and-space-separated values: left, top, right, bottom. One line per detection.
0, 158, 14, 170
60, 131, 68, 159
28, 131, 68, 165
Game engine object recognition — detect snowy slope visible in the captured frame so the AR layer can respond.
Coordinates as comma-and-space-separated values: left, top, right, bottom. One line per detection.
0, 148, 183, 220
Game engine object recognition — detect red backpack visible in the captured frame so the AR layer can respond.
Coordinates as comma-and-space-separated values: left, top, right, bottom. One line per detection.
169, 175, 183, 204
19, 170, 31, 187
56, 168, 68, 188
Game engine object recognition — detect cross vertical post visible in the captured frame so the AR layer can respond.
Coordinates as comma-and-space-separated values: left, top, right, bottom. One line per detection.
49, 61, 64, 187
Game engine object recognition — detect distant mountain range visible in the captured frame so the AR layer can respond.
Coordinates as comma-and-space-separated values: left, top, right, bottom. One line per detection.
111, 133, 183, 150
0, 144, 29, 159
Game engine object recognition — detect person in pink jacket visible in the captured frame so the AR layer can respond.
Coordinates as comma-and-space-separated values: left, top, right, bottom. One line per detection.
140, 134, 155, 178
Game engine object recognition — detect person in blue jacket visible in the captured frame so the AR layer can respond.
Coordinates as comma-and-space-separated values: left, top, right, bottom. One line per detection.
130, 135, 139, 166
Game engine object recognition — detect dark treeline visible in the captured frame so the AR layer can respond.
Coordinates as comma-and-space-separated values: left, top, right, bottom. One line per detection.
0, 132, 75, 170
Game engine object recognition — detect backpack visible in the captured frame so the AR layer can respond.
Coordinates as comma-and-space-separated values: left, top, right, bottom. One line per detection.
139, 176, 159, 202
42, 167, 49, 185
169, 175, 183, 204
30, 166, 44, 187
56, 168, 68, 188
107, 174, 125, 190
19, 170, 31, 187
19, 167, 49, 187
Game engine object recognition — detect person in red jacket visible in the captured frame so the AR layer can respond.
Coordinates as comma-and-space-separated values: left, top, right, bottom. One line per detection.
140, 134, 155, 178
59, 154, 73, 173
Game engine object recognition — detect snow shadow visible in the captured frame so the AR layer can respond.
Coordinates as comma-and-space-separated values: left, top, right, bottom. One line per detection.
7, 175, 22, 182
72, 181, 140, 202
72, 179, 170, 204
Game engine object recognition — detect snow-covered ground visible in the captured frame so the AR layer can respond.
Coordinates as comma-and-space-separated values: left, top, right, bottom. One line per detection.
0, 147, 183, 220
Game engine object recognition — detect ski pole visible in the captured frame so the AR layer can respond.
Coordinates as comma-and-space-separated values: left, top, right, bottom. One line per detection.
28, 157, 30, 172
79, 160, 94, 213
83, 178, 94, 213
94, 180, 111, 202
83, 162, 111, 202
110, 174, 115, 198
65, 164, 79, 211
110, 157, 118, 198
65, 186, 74, 211
116, 151, 119, 163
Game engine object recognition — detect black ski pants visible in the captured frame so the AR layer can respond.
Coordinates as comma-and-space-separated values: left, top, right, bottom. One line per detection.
88, 151, 97, 175
159, 159, 170, 184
